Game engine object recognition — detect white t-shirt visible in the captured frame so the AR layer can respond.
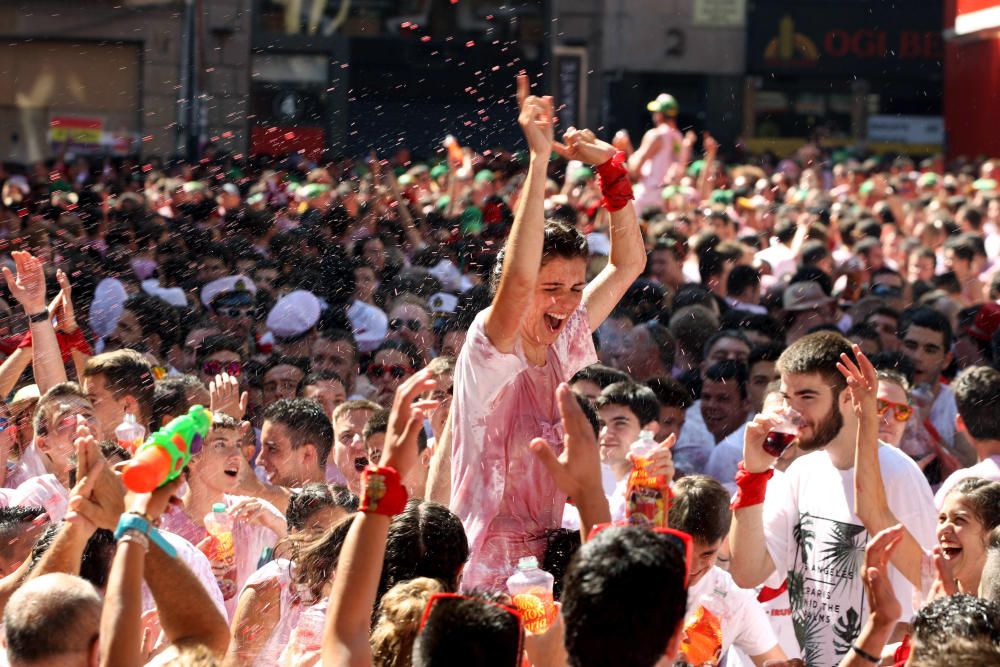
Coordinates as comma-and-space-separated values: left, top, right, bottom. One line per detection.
927, 383, 958, 453
679, 566, 777, 666
763, 445, 936, 667
934, 455, 1000, 509
673, 401, 715, 475
705, 424, 747, 493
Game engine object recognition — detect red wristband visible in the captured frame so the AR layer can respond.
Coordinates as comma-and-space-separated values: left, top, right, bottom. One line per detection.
731, 461, 773, 510
360, 466, 409, 517
595, 151, 634, 212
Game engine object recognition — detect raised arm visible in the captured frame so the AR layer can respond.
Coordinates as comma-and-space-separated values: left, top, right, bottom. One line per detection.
626, 128, 662, 177
2, 252, 67, 393
838, 346, 924, 589
483, 73, 553, 354
323, 370, 437, 667
425, 407, 453, 506
0, 347, 32, 399
727, 412, 779, 588
564, 129, 646, 330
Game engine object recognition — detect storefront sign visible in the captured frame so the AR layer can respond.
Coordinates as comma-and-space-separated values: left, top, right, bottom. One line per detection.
867, 115, 944, 145
693, 0, 746, 27
747, 0, 943, 76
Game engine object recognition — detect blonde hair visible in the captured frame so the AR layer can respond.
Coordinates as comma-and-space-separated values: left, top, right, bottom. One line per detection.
370, 577, 445, 667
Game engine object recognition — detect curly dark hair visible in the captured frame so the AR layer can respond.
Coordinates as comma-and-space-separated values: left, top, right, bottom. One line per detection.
490, 220, 588, 296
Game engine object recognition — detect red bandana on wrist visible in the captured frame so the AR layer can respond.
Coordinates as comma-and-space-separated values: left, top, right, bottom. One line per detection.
596, 151, 634, 212
731, 462, 774, 510
360, 466, 409, 517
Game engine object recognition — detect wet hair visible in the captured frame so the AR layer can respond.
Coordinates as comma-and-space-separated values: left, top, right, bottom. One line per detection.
595, 381, 660, 427
703, 359, 749, 401
900, 305, 954, 350
195, 334, 244, 368
575, 393, 600, 438
290, 517, 354, 601
286, 483, 359, 532
262, 398, 334, 465
877, 369, 911, 395
908, 636, 1000, 667
953, 366, 1000, 441
776, 331, 854, 399
32, 382, 89, 436
371, 577, 446, 667
562, 526, 687, 667
377, 499, 469, 609
910, 594, 1000, 664
668, 475, 732, 544
412, 591, 522, 667
570, 364, 631, 390
152, 375, 206, 427
646, 375, 692, 410
490, 220, 588, 296
945, 478, 1000, 532
0, 506, 46, 564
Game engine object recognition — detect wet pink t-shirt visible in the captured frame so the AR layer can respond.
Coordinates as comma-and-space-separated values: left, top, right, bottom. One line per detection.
159, 494, 280, 619
451, 305, 596, 591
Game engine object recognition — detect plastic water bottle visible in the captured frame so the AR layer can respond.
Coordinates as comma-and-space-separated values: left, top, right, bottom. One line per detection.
203, 503, 238, 600
506, 556, 555, 634
115, 412, 145, 454
625, 430, 669, 528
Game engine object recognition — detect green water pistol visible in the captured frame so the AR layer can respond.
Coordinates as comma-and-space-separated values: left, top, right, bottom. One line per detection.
122, 405, 212, 493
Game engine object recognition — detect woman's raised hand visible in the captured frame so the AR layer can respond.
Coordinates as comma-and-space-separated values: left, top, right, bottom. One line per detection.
556, 127, 617, 166
516, 73, 554, 157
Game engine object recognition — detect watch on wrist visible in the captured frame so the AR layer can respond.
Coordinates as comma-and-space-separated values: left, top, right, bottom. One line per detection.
114, 512, 177, 558
28, 309, 50, 324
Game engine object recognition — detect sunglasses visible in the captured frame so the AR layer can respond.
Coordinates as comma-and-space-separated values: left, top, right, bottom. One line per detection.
367, 364, 414, 380
419, 593, 524, 663
219, 306, 253, 319
203, 360, 242, 377
877, 398, 913, 422
390, 318, 423, 333
588, 522, 694, 587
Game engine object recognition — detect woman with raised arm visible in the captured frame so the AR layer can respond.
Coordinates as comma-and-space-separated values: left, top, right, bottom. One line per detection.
451, 73, 646, 590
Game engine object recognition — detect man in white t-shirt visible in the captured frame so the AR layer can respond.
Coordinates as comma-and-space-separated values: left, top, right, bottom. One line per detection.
729, 332, 936, 667
935, 366, 1000, 507
669, 475, 785, 666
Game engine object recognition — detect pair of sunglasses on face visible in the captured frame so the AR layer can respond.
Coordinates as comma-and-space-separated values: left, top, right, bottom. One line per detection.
202, 360, 242, 377
367, 364, 414, 380
389, 318, 424, 333
877, 399, 913, 422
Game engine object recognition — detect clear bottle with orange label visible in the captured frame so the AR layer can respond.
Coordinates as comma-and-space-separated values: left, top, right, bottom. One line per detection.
625, 430, 670, 528
115, 412, 145, 454
506, 556, 555, 634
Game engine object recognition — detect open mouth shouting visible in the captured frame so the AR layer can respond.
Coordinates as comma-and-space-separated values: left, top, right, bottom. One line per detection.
543, 312, 568, 334
223, 466, 239, 478
354, 457, 369, 472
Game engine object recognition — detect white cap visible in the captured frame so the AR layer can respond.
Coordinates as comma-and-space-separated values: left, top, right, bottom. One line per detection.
347, 300, 388, 353
141, 279, 188, 308
267, 290, 321, 340
587, 232, 611, 257
427, 259, 462, 292
200, 275, 257, 308
428, 292, 458, 314
88, 277, 128, 339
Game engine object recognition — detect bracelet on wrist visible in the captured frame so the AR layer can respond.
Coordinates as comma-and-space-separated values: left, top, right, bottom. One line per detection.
360, 466, 408, 517
851, 643, 881, 664
27, 309, 50, 324
118, 529, 150, 552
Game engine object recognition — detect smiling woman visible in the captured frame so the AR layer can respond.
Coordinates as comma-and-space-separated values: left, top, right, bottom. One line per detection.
450, 74, 647, 591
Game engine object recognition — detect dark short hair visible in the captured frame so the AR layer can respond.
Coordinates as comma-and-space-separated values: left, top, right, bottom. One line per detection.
900, 306, 953, 350
262, 398, 334, 464
910, 594, 1000, 664
953, 367, 1000, 441
151, 375, 205, 427
846, 323, 882, 349
413, 592, 522, 667
668, 475, 732, 544
303, 370, 346, 388
719, 310, 785, 344
869, 351, 917, 386
571, 364, 631, 390
123, 293, 181, 355
491, 220, 588, 295
363, 408, 390, 441
195, 334, 244, 368
703, 359, 749, 400
316, 328, 359, 361
576, 394, 600, 439
748, 342, 785, 369
944, 478, 1000, 532
645, 376, 692, 410
703, 329, 752, 361
562, 526, 687, 667
726, 264, 761, 297
595, 381, 661, 427
776, 331, 854, 399
286, 483, 358, 532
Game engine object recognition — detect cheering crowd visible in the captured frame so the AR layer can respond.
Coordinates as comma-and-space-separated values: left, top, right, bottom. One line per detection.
0, 71, 997, 666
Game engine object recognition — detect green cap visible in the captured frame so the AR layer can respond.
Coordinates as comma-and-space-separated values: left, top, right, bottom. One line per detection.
709, 189, 734, 205
917, 172, 939, 187
398, 174, 414, 186
974, 178, 998, 191
646, 93, 679, 117
572, 166, 595, 183
661, 185, 679, 199
430, 163, 449, 179
474, 169, 495, 184
859, 180, 875, 195
460, 206, 483, 235
298, 183, 330, 200
687, 159, 705, 178
435, 195, 451, 211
